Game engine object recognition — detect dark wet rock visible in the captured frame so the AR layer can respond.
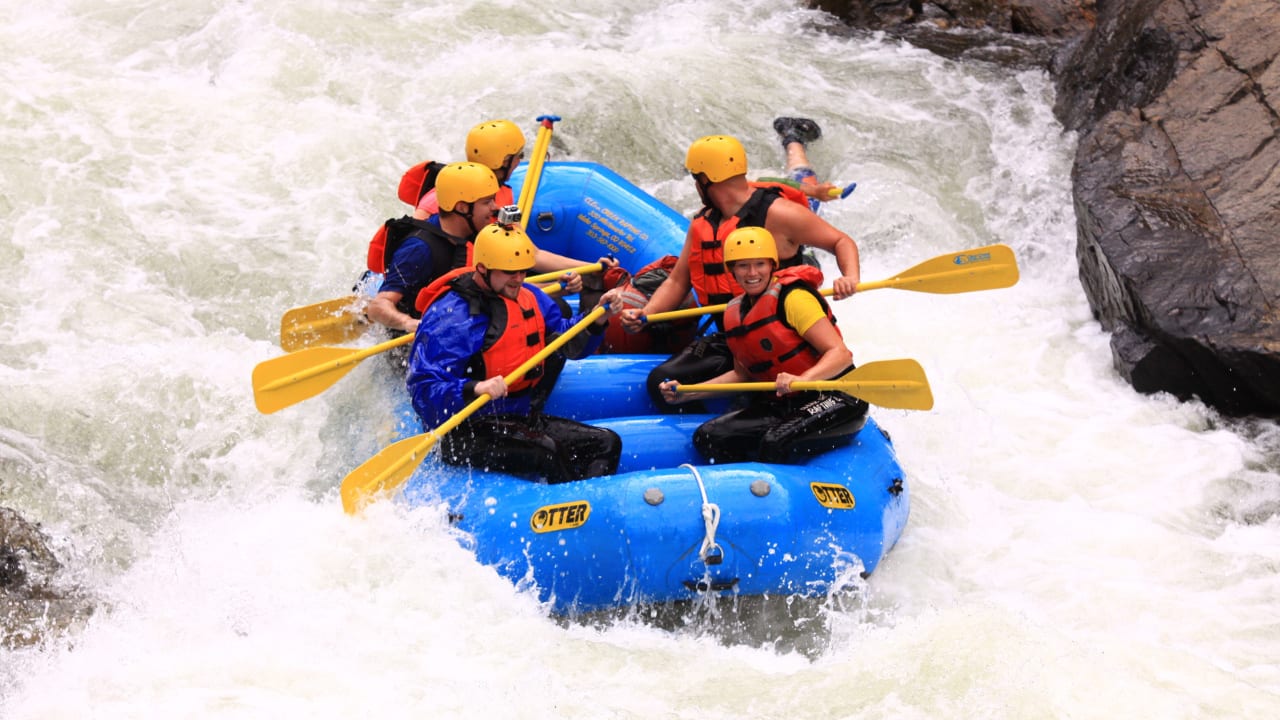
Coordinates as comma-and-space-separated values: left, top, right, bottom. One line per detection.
809, 1, 1095, 70
814, 0, 1280, 416
1057, 0, 1280, 415
1, 506, 93, 648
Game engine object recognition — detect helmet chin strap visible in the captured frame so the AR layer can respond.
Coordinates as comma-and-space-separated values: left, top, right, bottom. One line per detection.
496, 155, 518, 184
460, 202, 485, 236
693, 173, 713, 207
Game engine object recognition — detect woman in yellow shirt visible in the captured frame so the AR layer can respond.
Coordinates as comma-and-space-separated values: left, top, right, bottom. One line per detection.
659, 227, 869, 463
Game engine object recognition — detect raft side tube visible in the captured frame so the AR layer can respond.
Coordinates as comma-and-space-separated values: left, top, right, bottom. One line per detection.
545, 353, 729, 420
508, 162, 688, 271
401, 415, 908, 613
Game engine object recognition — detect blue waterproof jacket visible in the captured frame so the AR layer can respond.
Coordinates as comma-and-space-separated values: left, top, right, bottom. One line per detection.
406, 282, 602, 426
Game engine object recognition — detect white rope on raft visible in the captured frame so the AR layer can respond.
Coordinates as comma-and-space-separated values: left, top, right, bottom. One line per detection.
680, 463, 722, 565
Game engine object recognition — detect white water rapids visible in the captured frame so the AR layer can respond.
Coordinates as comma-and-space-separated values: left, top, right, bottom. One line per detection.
2, 1, 1278, 717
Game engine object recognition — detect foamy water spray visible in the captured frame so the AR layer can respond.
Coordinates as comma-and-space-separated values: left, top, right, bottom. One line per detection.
2, 1, 1277, 717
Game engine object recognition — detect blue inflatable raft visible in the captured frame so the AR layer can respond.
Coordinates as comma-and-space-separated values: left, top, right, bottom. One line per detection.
392, 161, 911, 614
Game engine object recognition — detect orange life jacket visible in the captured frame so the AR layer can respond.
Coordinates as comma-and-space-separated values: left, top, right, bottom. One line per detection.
417, 270, 547, 394
687, 187, 784, 309
724, 265, 837, 381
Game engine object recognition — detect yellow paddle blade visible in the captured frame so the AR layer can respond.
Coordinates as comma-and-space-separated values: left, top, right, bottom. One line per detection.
279, 296, 368, 352
677, 359, 933, 411
252, 334, 414, 414
823, 359, 933, 411
340, 432, 441, 514
643, 244, 1020, 323
856, 244, 1019, 294
280, 276, 578, 354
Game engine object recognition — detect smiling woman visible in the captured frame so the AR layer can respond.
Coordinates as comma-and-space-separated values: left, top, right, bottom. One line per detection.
659, 226, 866, 465
3, 0, 1279, 717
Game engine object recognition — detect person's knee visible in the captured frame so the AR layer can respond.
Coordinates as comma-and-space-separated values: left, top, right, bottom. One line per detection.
594, 427, 623, 476
646, 358, 688, 412
693, 419, 751, 464
692, 423, 715, 459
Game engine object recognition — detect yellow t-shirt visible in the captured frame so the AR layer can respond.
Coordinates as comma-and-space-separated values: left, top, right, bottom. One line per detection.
782, 288, 827, 336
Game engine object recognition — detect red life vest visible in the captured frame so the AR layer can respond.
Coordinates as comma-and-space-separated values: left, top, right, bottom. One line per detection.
724, 265, 838, 382
496, 185, 515, 208
364, 218, 473, 323
414, 266, 471, 313
399, 160, 515, 210
366, 216, 474, 276
398, 161, 446, 205
599, 255, 698, 354
367, 224, 392, 274
749, 180, 809, 209
417, 270, 547, 394
687, 187, 784, 309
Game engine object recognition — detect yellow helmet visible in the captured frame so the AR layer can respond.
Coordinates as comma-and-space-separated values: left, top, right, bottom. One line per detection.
723, 226, 778, 266
435, 162, 499, 212
465, 120, 526, 171
685, 135, 747, 182
474, 223, 538, 272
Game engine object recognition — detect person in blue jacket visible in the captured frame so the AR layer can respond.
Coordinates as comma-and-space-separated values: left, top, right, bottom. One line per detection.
406, 223, 624, 482
367, 162, 500, 337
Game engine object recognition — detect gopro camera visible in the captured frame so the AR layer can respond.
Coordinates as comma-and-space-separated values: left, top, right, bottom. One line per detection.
496, 204, 522, 227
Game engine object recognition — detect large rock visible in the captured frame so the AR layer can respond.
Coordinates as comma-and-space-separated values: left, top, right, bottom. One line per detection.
813, 0, 1280, 416
1, 506, 93, 648
1056, 0, 1280, 415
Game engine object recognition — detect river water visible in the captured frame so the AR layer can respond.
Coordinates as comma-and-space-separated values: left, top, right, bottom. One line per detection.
2, 1, 1278, 717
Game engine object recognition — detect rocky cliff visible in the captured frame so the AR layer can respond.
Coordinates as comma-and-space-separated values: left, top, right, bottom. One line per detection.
813, 0, 1280, 416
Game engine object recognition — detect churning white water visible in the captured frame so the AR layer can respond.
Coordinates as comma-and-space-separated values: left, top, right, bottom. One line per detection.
2, 0, 1278, 717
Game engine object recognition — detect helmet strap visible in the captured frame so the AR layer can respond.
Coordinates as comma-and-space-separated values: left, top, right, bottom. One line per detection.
459, 202, 484, 236
496, 155, 518, 183
693, 173, 713, 206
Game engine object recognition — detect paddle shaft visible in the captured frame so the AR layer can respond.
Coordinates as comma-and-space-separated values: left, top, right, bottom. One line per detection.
644, 244, 1018, 324
516, 116, 558, 224
257, 333, 413, 394
678, 379, 905, 392
674, 359, 934, 411
528, 262, 602, 284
